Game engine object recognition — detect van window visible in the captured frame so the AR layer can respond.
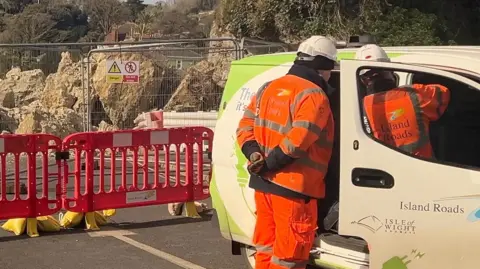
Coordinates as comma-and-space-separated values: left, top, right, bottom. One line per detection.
357, 67, 480, 169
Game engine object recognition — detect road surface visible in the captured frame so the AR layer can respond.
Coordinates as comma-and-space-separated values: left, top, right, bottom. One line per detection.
0, 151, 251, 269
0, 199, 250, 269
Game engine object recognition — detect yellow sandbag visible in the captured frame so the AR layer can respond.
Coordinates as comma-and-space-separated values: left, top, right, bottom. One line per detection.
184, 202, 201, 218
60, 211, 84, 228
2, 218, 26, 235
102, 209, 116, 217
94, 211, 108, 226
37, 215, 61, 232
26, 218, 39, 237
85, 212, 100, 230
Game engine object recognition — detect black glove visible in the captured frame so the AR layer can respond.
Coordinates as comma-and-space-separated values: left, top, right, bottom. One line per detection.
247, 152, 265, 174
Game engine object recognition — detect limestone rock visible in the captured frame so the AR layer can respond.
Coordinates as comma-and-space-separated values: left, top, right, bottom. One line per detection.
40, 52, 83, 111
163, 61, 221, 111
208, 20, 236, 88
97, 121, 119, 132
0, 107, 17, 133
0, 68, 45, 108
16, 106, 83, 138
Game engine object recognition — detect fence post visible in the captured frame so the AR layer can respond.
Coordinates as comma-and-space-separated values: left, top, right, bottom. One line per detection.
183, 128, 201, 218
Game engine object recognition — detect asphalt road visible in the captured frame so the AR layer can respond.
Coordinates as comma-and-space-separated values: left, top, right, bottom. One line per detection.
0, 199, 248, 269
0, 152, 249, 269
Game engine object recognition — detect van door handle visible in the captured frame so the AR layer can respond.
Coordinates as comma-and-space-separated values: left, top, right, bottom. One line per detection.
351, 168, 394, 189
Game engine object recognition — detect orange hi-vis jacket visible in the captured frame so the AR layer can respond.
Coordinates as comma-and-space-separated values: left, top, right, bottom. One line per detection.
237, 74, 334, 198
363, 84, 450, 158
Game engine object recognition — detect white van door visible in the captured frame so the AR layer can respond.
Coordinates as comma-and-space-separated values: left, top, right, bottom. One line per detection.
338, 59, 480, 269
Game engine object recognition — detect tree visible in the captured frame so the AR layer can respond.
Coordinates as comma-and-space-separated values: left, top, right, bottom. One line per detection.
125, 0, 146, 21
135, 4, 162, 40
46, 2, 89, 42
0, 2, 89, 43
151, 8, 198, 37
0, 0, 32, 14
217, 0, 480, 45
0, 3, 56, 43
83, 0, 131, 37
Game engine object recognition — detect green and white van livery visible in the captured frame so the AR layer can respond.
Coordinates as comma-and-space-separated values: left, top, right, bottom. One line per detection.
211, 46, 480, 269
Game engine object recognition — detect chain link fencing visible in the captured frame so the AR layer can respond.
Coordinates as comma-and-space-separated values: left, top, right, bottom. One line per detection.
0, 38, 288, 135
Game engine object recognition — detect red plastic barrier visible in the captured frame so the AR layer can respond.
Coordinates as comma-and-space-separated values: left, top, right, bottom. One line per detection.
62, 127, 213, 213
0, 134, 62, 220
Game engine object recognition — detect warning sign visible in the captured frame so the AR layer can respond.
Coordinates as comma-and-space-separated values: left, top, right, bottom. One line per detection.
108, 62, 122, 73
106, 60, 140, 84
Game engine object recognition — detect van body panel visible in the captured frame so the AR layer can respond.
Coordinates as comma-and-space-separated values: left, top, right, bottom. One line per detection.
339, 59, 480, 268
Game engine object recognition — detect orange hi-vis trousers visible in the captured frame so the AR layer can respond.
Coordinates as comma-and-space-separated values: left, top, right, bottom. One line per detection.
253, 191, 318, 269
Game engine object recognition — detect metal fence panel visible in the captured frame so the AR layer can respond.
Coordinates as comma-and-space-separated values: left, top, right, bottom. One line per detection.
0, 38, 288, 135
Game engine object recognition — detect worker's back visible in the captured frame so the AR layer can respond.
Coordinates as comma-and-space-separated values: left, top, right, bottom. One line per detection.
253, 74, 335, 198
363, 83, 449, 158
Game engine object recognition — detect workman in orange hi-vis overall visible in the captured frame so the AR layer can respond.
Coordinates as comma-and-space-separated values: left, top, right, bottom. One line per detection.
236, 36, 337, 269
356, 44, 450, 158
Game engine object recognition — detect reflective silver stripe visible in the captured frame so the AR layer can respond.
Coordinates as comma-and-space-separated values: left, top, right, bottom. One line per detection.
283, 120, 333, 156
255, 85, 326, 137
260, 142, 327, 173
296, 157, 327, 173
255, 81, 271, 116
258, 144, 270, 155
292, 120, 323, 137
253, 82, 330, 170
271, 256, 308, 269
315, 117, 334, 148
291, 88, 326, 111
236, 126, 253, 137
243, 109, 255, 119
397, 87, 430, 153
255, 245, 273, 253
281, 138, 307, 157
255, 118, 291, 134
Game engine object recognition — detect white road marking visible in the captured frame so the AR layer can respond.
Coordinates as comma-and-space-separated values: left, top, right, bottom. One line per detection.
88, 229, 207, 269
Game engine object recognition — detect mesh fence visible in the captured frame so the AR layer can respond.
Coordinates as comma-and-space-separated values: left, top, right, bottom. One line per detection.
0, 38, 288, 135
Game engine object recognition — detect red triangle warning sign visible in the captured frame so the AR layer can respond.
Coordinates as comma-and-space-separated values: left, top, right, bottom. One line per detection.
108, 61, 122, 74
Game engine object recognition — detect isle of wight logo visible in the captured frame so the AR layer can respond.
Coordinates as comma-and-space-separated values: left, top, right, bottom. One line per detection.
388, 108, 405, 121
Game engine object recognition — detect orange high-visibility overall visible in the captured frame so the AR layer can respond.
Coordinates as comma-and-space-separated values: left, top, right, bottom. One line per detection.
363, 84, 450, 158
237, 73, 334, 269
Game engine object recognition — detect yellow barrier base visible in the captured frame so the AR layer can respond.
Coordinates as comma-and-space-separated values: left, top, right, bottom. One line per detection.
184, 202, 202, 218
59, 209, 116, 231
1, 216, 61, 237
168, 202, 208, 218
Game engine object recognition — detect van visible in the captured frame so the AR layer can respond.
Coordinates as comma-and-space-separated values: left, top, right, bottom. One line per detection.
210, 46, 480, 268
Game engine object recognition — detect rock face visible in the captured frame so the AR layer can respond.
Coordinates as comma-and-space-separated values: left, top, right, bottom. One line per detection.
97, 120, 119, 132
164, 21, 235, 112
208, 20, 236, 88
16, 106, 83, 138
41, 52, 82, 110
0, 50, 172, 135
0, 25, 238, 134
164, 61, 221, 112
0, 68, 45, 108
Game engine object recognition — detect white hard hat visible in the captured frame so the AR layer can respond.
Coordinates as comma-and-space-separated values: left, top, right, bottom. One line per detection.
355, 44, 390, 62
355, 44, 390, 76
297, 36, 337, 62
